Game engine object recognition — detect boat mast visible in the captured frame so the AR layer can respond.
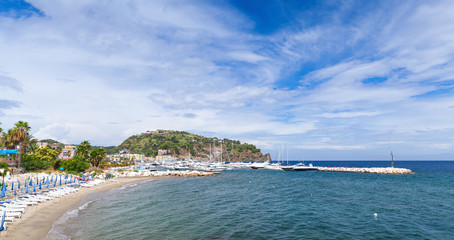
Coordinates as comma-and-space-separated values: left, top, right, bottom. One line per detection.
391, 151, 394, 168
286, 145, 289, 165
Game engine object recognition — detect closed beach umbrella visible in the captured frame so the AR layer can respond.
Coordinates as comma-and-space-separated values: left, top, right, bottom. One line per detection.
29, 178, 32, 186
59, 175, 62, 185
51, 175, 53, 182
33, 182, 36, 192
0, 183, 5, 198
0, 211, 5, 231
18, 180, 20, 189
26, 182, 28, 193
11, 182, 14, 191
14, 185, 17, 196
39, 181, 42, 190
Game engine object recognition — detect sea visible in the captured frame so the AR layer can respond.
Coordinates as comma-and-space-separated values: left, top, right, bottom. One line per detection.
46, 161, 454, 240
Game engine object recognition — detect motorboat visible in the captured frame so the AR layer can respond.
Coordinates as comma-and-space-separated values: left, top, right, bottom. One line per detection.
250, 162, 269, 169
263, 163, 283, 170
293, 163, 317, 171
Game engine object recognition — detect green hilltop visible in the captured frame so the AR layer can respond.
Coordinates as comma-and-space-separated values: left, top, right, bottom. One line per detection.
110, 130, 271, 162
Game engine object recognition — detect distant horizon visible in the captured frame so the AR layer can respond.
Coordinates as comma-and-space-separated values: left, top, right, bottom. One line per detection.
1, 0, 454, 160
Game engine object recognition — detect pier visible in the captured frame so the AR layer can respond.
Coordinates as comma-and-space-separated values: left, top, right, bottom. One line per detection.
316, 166, 413, 174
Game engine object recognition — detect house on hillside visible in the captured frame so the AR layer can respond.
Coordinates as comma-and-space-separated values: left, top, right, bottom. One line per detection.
58, 145, 76, 160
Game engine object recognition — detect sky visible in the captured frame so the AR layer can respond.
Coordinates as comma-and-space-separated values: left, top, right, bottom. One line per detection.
1, 0, 454, 160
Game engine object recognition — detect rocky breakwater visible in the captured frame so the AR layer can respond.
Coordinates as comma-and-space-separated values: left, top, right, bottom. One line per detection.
317, 166, 413, 174
114, 170, 217, 177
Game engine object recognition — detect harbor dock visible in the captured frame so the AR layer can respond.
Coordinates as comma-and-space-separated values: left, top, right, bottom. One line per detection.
316, 166, 413, 174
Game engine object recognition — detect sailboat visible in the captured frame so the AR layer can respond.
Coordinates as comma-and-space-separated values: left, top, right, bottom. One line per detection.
281, 145, 295, 171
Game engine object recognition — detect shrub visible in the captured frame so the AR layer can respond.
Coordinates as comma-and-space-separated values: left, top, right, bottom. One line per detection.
21, 154, 53, 171
0, 161, 9, 173
60, 156, 90, 173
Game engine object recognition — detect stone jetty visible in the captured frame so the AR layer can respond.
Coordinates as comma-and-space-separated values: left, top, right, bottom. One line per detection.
317, 166, 413, 174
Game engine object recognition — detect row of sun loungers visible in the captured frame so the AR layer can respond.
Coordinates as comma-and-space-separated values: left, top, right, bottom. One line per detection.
0, 180, 107, 235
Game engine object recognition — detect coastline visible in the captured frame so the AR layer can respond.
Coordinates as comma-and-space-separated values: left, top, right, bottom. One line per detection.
6, 176, 150, 240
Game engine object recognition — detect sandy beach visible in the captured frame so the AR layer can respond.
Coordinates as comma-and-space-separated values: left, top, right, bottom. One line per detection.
5, 176, 150, 240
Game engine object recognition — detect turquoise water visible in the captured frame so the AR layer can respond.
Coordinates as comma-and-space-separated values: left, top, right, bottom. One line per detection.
48, 161, 454, 239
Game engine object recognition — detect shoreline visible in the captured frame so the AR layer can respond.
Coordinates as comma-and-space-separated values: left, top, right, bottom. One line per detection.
5, 176, 151, 240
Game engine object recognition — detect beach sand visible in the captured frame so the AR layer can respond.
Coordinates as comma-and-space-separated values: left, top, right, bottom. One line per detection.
5, 176, 150, 240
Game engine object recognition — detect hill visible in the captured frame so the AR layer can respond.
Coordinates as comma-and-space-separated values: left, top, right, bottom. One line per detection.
110, 130, 271, 162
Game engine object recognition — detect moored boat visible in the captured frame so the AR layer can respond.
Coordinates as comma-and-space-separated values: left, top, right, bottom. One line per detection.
293, 163, 317, 171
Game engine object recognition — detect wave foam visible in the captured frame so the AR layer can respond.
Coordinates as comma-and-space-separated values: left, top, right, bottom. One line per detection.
44, 199, 98, 240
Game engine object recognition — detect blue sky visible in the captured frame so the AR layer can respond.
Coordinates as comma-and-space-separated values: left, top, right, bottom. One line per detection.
1, 0, 454, 160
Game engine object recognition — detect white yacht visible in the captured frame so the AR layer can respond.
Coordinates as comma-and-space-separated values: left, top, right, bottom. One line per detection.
293, 163, 317, 171
263, 163, 283, 170
250, 162, 269, 169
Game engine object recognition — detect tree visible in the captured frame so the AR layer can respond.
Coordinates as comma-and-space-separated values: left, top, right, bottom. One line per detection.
21, 145, 59, 171
89, 147, 106, 167
3, 121, 31, 169
0, 122, 3, 148
75, 140, 91, 162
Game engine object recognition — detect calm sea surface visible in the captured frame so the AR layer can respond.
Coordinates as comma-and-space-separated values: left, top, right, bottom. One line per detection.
47, 161, 454, 240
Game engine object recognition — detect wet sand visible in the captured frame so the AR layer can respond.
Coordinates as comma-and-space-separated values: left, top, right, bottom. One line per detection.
5, 176, 150, 240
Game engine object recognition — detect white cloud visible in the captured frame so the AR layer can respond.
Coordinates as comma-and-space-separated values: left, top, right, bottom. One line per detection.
297, 145, 366, 150
432, 144, 451, 150
316, 111, 380, 118
1, 0, 454, 160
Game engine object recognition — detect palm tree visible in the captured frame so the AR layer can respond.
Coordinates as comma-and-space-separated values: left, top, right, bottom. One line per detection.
0, 122, 3, 148
4, 121, 31, 169
75, 140, 91, 162
90, 147, 106, 167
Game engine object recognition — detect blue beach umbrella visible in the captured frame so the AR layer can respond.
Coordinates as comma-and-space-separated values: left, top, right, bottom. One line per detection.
0, 211, 5, 231
39, 181, 42, 190
36, 177, 38, 185
14, 185, 17, 196
11, 182, 14, 191
33, 182, 36, 192
29, 178, 33, 186
53, 178, 57, 187
51, 175, 53, 182
26, 182, 28, 193
18, 180, 20, 189
1, 183, 5, 198
59, 175, 62, 185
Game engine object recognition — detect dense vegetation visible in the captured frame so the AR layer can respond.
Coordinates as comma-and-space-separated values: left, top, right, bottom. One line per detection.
110, 130, 268, 162
1, 121, 105, 172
